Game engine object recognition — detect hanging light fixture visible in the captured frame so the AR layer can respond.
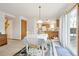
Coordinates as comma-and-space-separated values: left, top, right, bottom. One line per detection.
37, 6, 43, 24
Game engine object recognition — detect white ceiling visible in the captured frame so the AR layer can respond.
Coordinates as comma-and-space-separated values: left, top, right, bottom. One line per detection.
0, 3, 75, 19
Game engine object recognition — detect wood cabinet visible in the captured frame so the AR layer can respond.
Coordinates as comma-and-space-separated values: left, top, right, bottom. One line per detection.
56, 19, 59, 27
0, 34, 7, 46
46, 31, 58, 39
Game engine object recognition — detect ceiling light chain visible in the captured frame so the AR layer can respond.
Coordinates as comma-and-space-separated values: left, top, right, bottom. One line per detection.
39, 5, 41, 20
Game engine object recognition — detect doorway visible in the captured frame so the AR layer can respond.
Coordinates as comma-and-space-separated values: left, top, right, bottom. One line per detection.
5, 16, 13, 40
21, 19, 27, 39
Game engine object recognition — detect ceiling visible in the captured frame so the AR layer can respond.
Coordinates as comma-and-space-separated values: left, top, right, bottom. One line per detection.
0, 3, 75, 19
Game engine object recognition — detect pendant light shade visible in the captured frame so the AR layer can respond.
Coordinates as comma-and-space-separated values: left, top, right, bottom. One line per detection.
37, 20, 43, 23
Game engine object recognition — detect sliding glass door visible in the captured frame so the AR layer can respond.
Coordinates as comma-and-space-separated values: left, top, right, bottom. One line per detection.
67, 5, 78, 55
59, 5, 78, 55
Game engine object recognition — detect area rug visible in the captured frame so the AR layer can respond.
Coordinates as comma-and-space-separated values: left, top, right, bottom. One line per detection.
13, 47, 27, 56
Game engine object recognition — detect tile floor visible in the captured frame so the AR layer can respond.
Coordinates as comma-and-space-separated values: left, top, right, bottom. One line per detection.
0, 39, 25, 56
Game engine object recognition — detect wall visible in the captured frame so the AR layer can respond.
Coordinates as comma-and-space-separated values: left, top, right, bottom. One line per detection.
0, 11, 14, 34
27, 17, 37, 34
0, 11, 28, 40
0, 11, 21, 40
12, 17, 21, 39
